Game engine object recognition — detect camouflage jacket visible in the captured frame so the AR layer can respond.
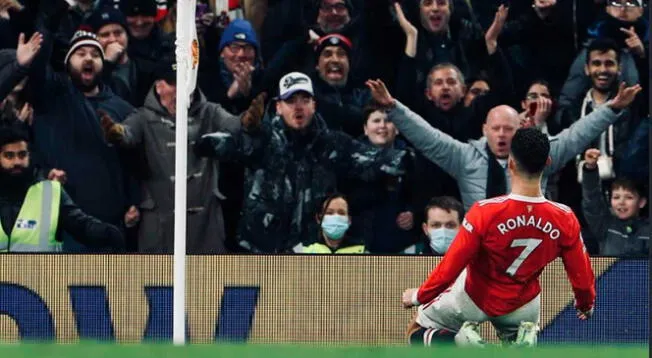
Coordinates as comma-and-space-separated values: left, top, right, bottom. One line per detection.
201, 112, 406, 253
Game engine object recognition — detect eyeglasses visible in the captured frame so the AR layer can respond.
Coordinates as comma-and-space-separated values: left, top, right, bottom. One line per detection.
320, 3, 348, 13
1, 150, 29, 160
526, 92, 551, 100
226, 43, 255, 55
608, 0, 642, 8
468, 88, 488, 96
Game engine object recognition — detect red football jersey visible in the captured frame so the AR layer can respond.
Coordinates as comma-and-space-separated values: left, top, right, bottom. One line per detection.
416, 194, 596, 316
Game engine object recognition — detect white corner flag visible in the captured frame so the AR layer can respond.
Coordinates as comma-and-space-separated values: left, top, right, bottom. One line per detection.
174, 0, 199, 346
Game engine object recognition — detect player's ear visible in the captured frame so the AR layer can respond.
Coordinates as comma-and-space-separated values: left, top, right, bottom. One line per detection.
545, 156, 552, 167
507, 156, 515, 171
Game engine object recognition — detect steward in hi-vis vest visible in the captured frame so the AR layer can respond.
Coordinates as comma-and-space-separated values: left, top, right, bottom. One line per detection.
0, 115, 125, 253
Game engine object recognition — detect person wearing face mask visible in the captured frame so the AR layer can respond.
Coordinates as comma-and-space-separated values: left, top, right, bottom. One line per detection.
195, 72, 406, 253
302, 194, 364, 254
416, 196, 462, 255
341, 103, 419, 254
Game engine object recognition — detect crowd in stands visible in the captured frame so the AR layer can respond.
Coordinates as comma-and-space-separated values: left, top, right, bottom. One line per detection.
0, 0, 648, 257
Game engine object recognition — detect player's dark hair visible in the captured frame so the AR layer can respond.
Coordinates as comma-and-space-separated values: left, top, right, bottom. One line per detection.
510, 128, 550, 177
611, 177, 647, 199
423, 196, 464, 223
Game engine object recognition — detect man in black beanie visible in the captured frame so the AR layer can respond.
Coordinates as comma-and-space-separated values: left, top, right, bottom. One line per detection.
25, 22, 139, 252
119, 0, 173, 63
86, 5, 158, 106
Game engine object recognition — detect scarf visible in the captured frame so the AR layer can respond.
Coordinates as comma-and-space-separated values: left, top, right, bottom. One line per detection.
485, 144, 507, 199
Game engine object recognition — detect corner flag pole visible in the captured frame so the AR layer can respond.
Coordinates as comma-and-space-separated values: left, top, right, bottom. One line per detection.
174, 0, 198, 345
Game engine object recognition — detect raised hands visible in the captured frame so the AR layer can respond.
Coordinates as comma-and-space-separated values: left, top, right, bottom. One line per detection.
227, 62, 255, 99
394, 2, 418, 57
98, 110, 126, 144
365, 79, 395, 108
0, 0, 23, 19
241, 92, 267, 131
620, 26, 645, 58
485, 5, 508, 55
607, 82, 642, 110
521, 96, 553, 129
395, 2, 417, 37
16, 32, 44, 68
583, 148, 600, 170
15, 102, 33, 125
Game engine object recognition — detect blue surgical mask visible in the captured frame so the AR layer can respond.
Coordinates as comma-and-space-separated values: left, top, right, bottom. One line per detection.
321, 214, 350, 240
428, 228, 458, 254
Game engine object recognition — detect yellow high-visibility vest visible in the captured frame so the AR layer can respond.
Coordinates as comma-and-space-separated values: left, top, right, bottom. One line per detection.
0, 180, 61, 252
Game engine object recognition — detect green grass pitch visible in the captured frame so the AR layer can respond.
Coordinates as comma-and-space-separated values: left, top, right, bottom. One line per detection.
0, 343, 647, 358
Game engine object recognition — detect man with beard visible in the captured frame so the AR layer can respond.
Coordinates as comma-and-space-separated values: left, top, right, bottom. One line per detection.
394, 1, 512, 104
365, 78, 641, 212
554, 39, 644, 253
394, 2, 512, 142
0, 114, 124, 252
27, 27, 138, 253
87, 6, 158, 107
393, 2, 512, 214
311, 33, 370, 138
261, 0, 402, 87
559, 0, 648, 111
194, 72, 407, 253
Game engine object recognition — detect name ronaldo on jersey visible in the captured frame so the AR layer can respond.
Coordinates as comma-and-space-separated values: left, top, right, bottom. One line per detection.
496, 215, 561, 240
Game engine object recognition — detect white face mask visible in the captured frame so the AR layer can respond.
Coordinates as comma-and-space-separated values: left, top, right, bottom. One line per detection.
428, 228, 458, 254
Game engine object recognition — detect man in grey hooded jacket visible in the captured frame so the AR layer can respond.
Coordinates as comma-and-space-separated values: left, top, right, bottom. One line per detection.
100, 62, 266, 254
365, 79, 642, 211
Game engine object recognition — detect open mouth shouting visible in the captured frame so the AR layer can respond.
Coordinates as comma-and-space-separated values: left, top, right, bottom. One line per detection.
81, 62, 96, 82
325, 62, 345, 81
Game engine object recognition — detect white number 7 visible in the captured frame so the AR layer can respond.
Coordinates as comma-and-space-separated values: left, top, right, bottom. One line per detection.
506, 238, 542, 276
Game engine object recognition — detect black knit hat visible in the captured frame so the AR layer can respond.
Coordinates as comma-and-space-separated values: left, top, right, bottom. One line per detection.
64, 30, 105, 66
86, 7, 129, 33
120, 0, 157, 17
316, 0, 354, 12
154, 59, 177, 84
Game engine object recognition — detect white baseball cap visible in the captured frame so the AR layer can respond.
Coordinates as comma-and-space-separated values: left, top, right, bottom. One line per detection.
278, 72, 314, 100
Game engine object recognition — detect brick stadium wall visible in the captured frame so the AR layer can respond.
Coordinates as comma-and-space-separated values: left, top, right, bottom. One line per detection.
0, 255, 645, 345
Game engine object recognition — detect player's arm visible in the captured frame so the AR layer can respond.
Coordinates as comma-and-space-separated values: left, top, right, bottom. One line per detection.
407, 206, 483, 307
560, 215, 596, 318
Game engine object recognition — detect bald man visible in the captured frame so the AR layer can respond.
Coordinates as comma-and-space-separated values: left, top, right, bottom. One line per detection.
366, 81, 640, 210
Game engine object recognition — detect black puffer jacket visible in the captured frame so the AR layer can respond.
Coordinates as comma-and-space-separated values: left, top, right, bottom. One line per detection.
198, 110, 407, 253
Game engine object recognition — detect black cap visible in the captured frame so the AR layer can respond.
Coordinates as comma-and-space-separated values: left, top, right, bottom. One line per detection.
85, 7, 129, 33
120, 0, 157, 17
154, 59, 176, 84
